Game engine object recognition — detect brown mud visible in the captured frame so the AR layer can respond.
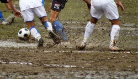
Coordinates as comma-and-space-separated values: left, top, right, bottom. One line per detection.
0, 26, 138, 79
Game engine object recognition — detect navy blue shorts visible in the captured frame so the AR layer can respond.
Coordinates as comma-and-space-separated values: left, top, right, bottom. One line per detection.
0, 0, 8, 3
51, 0, 67, 12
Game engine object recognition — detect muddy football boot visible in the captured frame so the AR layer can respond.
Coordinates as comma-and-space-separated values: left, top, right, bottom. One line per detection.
110, 46, 120, 50
48, 30, 60, 44
77, 41, 87, 50
109, 40, 123, 51
0, 18, 8, 25
5, 14, 15, 25
1, 20, 9, 25
46, 23, 60, 44
38, 38, 44, 47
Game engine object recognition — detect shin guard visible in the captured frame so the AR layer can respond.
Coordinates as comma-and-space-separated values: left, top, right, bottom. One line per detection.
53, 20, 67, 41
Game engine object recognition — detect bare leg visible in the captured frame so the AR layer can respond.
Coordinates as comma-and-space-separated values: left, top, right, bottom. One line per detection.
50, 10, 60, 23
26, 21, 43, 47
26, 21, 35, 29
50, 10, 68, 41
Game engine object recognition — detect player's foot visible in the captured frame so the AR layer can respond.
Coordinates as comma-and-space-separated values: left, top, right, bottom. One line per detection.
0, 19, 8, 25
1, 20, 9, 25
109, 40, 123, 51
7, 14, 15, 24
77, 41, 87, 50
48, 30, 60, 44
4, 14, 15, 25
38, 38, 44, 47
109, 46, 120, 51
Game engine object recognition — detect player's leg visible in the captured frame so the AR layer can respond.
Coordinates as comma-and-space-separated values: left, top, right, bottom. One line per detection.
33, 6, 60, 44
39, 16, 53, 32
0, 10, 6, 23
78, 2, 103, 50
40, 16, 60, 44
0, 10, 11, 25
26, 21, 41, 41
78, 17, 98, 50
32, 6, 51, 31
104, 1, 121, 50
22, 9, 43, 47
109, 19, 120, 50
50, 0, 68, 41
4, 3, 16, 24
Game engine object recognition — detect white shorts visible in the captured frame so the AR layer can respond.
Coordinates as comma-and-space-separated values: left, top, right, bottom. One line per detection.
21, 6, 47, 22
90, 1, 119, 20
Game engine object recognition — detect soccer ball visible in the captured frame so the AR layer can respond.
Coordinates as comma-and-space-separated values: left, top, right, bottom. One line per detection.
18, 28, 30, 40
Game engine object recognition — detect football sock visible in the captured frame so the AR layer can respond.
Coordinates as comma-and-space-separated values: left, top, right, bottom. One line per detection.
0, 10, 5, 22
110, 25, 120, 46
53, 20, 67, 41
83, 21, 95, 43
44, 21, 53, 31
30, 27, 41, 41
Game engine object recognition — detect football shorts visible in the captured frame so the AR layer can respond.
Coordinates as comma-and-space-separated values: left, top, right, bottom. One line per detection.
51, 0, 68, 12
21, 6, 47, 22
90, 1, 119, 20
0, 0, 8, 3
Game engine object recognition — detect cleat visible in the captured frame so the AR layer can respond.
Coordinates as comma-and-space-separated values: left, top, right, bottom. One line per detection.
109, 46, 124, 51
48, 30, 60, 44
109, 40, 124, 51
1, 20, 9, 25
109, 46, 120, 51
1, 14, 15, 25
77, 41, 87, 50
6, 14, 15, 25
38, 38, 44, 47
0, 19, 9, 25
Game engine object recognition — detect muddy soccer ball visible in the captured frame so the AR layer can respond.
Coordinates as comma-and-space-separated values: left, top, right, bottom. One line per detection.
18, 28, 30, 40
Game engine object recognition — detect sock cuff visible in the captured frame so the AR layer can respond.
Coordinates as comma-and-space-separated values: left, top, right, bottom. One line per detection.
53, 20, 58, 23
30, 26, 35, 30
30, 26, 40, 34
44, 21, 52, 28
112, 25, 120, 30
53, 20, 61, 25
87, 21, 95, 27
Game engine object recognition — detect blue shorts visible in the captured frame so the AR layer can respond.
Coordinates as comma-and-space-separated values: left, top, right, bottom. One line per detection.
51, 0, 67, 12
0, 0, 8, 3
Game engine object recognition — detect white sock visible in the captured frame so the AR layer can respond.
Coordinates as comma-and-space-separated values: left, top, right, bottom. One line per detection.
83, 21, 95, 43
30, 27, 41, 41
110, 25, 120, 46
44, 21, 53, 31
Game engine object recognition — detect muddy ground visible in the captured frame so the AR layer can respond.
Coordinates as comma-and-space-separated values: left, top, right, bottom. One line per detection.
0, 25, 138, 79
0, 0, 138, 78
